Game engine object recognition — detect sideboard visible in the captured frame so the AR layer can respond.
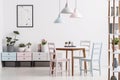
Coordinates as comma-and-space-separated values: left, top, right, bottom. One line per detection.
1, 52, 50, 67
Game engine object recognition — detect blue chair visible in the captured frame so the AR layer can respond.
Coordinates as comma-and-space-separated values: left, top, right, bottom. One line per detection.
80, 42, 102, 76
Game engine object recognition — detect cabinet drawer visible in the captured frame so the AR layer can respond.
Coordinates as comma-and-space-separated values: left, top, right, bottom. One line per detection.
17, 56, 32, 61
2, 57, 16, 61
17, 52, 32, 57
32, 52, 47, 57
2, 52, 16, 57
33, 56, 48, 61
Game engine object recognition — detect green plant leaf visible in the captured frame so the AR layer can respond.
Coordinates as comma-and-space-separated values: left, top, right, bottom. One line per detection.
13, 31, 20, 35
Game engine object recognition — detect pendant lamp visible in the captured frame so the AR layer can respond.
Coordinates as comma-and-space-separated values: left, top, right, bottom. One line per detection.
54, 0, 63, 23
70, 0, 82, 18
54, 14, 63, 23
61, 0, 72, 14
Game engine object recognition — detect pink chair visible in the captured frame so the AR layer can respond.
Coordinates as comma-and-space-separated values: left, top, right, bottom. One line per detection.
48, 42, 70, 76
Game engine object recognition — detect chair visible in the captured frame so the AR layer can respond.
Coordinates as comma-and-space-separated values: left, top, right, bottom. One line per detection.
73, 40, 90, 71
74, 40, 90, 58
80, 42, 102, 76
48, 42, 70, 76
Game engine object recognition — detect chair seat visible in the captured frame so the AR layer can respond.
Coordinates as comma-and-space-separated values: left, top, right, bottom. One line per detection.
73, 56, 84, 59
80, 58, 92, 61
51, 58, 70, 62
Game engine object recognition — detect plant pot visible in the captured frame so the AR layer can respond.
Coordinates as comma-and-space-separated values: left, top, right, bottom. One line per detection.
41, 45, 48, 52
25, 48, 31, 52
111, 75, 117, 80
7, 45, 14, 52
114, 45, 118, 50
18, 47, 26, 52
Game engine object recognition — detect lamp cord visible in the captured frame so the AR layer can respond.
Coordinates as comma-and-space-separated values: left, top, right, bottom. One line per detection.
75, 0, 77, 9
59, 0, 61, 17
66, 0, 68, 3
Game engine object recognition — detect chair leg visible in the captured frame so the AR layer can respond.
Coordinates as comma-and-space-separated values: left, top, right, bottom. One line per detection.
80, 60, 82, 76
67, 60, 70, 76
90, 61, 93, 76
79, 59, 81, 74
99, 61, 101, 76
55, 62, 58, 76
61, 63, 62, 76
49, 62, 52, 76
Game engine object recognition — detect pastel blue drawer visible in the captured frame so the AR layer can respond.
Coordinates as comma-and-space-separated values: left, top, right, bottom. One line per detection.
2, 52, 16, 57
2, 57, 16, 61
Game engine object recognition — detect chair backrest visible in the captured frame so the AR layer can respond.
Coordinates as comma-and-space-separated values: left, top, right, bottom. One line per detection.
91, 42, 102, 61
80, 40, 91, 56
48, 42, 56, 61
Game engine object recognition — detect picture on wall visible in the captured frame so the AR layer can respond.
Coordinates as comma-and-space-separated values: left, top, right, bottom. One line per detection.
17, 5, 33, 28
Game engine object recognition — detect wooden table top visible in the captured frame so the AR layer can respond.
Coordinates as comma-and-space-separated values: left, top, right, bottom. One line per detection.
56, 47, 85, 50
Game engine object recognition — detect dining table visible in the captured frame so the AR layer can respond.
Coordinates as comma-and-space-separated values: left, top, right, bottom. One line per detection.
56, 47, 87, 76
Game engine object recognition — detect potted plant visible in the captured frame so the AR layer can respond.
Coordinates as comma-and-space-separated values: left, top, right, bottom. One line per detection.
25, 42, 32, 52
18, 43, 26, 52
41, 39, 47, 52
6, 31, 20, 52
112, 38, 120, 50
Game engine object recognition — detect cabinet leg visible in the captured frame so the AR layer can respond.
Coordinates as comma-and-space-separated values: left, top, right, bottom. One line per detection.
2, 61, 5, 67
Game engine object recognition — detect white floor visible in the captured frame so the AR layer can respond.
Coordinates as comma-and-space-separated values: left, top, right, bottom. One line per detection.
0, 66, 108, 80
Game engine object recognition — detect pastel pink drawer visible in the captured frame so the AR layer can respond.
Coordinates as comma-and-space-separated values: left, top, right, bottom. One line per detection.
17, 52, 32, 57
17, 56, 32, 61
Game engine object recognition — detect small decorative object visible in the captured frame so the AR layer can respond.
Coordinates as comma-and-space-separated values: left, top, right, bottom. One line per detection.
18, 43, 26, 52
65, 42, 68, 46
111, 7, 114, 16
109, 23, 118, 34
71, 42, 74, 46
68, 41, 71, 46
25, 42, 32, 52
112, 38, 120, 50
41, 39, 47, 52
113, 58, 118, 68
116, 6, 119, 16
6, 31, 20, 52
64, 41, 76, 47
38, 44, 41, 52
111, 75, 117, 80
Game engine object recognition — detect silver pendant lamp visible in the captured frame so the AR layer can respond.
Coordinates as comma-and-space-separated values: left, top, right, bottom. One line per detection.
61, 0, 72, 14
70, 0, 82, 18
54, 0, 63, 23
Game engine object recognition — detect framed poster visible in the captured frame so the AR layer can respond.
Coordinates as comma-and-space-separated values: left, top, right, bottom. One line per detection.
17, 5, 33, 28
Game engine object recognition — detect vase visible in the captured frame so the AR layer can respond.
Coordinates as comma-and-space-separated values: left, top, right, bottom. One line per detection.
25, 48, 31, 52
7, 45, 14, 52
114, 45, 118, 50
41, 45, 48, 52
18, 47, 26, 52
38, 44, 41, 52
111, 75, 117, 80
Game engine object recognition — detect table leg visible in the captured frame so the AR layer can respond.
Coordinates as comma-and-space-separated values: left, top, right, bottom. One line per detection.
83, 49, 87, 72
71, 50, 74, 76
66, 50, 68, 71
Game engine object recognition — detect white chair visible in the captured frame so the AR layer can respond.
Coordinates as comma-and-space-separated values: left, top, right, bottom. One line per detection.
80, 42, 102, 76
48, 42, 70, 76
73, 41, 90, 71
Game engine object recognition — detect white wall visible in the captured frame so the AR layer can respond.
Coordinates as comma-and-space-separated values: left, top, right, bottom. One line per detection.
2, 0, 108, 66
0, 0, 3, 67
0, 0, 3, 52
